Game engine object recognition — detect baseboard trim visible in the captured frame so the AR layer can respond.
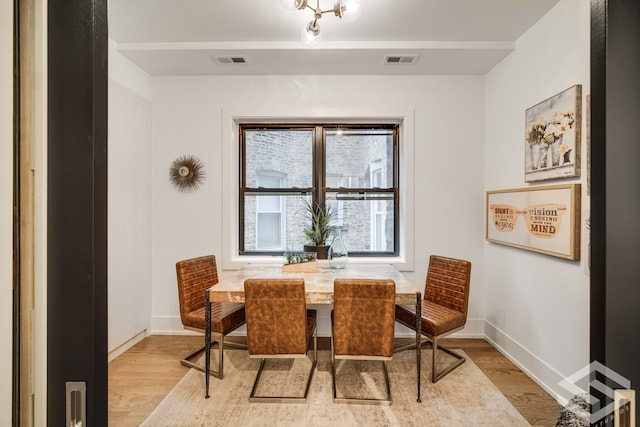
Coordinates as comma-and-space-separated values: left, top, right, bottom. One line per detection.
484, 320, 566, 404
108, 330, 149, 362
151, 315, 485, 339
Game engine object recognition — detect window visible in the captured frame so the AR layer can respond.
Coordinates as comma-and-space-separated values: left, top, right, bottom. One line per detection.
255, 172, 285, 249
239, 124, 399, 257
370, 161, 384, 250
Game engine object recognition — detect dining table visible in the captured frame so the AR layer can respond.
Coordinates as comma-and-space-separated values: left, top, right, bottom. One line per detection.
204, 261, 423, 402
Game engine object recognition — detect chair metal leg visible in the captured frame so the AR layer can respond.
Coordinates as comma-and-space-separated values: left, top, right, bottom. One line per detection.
331, 358, 392, 405
394, 335, 466, 383
248, 324, 317, 403
183, 334, 247, 379
181, 344, 206, 371
383, 360, 392, 402
249, 359, 267, 401
302, 334, 317, 401
314, 324, 318, 364
393, 337, 430, 353
431, 335, 466, 383
331, 311, 392, 405
219, 334, 224, 379
248, 357, 317, 403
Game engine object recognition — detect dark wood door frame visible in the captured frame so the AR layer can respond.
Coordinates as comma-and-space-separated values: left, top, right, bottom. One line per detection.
47, 0, 108, 425
591, 0, 640, 422
590, 0, 606, 366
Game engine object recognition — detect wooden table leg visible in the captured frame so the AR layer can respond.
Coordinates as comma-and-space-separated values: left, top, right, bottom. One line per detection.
416, 291, 422, 403
205, 289, 211, 399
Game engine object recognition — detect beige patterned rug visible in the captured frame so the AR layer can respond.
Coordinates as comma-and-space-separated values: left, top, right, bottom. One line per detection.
141, 349, 530, 427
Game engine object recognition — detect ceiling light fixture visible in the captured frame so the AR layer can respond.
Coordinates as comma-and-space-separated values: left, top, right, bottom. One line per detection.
288, 0, 361, 44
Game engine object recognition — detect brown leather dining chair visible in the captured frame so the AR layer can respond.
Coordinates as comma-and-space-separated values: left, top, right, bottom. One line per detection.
332, 278, 396, 405
244, 278, 317, 402
395, 255, 472, 383
175, 255, 247, 379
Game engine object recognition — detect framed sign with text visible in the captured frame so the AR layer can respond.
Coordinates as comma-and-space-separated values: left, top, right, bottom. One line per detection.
486, 183, 581, 260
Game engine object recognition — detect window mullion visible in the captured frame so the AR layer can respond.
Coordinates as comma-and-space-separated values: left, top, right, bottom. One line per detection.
238, 127, 247, 252
394, 127, 400, 254
314, 125, 325, 206
393, 126, 399, 188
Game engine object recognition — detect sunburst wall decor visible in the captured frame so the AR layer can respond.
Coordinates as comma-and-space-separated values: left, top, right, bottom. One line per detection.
169, 155, 206, 192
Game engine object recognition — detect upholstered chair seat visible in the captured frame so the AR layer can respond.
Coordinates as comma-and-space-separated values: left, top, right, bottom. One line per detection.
395, 300, 466, 337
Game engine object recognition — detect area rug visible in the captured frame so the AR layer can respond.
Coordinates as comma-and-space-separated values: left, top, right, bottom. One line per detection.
141, 349, 530, 427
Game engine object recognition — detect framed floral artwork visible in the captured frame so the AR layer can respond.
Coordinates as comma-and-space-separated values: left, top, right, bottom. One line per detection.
524, 85, 582, 182
486, 183, 581, 260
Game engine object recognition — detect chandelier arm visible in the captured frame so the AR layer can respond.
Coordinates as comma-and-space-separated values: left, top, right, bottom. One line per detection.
317, 8, 336, 15
296, 0, 347, 15
316, 0, 344, 17
314, 0, 336, 16
294, 0, 314, 12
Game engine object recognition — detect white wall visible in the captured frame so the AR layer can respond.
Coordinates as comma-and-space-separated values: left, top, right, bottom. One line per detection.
484, 0, 590, 401
150, 75, 487, 337
107, 41, 154, 359
1, 0, 14, 423
108, 39, 153, 101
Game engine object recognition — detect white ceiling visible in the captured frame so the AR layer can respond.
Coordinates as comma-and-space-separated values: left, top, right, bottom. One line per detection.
108, 0, 561, 76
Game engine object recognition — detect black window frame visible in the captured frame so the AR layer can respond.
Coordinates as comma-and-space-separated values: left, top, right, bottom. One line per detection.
239, 123, 400, 257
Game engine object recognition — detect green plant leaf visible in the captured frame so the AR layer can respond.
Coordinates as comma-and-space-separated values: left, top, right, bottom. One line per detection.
300, 198, 336, 245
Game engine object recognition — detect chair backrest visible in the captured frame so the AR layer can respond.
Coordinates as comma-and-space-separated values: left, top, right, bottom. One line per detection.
424, 255, 472, 317
333, 279, 396, 358
175, 255, 219, 326
244, 278, 309, 356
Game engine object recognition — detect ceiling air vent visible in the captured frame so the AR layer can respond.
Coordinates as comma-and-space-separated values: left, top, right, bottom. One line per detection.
215, 55, 249, 64
384, 55, 418, 65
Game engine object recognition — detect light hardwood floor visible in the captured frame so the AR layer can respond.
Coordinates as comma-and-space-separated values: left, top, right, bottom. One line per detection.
108, 336, 562, 426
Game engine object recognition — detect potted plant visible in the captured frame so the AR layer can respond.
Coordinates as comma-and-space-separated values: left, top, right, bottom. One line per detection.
301, 199, 335, 259
282, 251, 318, 272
